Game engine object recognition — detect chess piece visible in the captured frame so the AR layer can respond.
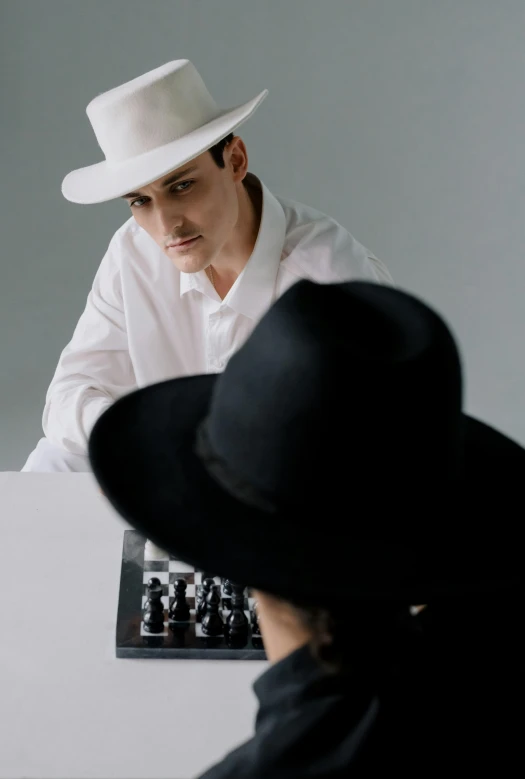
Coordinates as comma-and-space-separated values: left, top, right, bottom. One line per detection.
143, 577, 165, 633
197, 577, 215, 621
223, 579, 233, 596
169, 577, 190, 622
226, 623, 249, 649
227, 607, 249, 636
201, 587, 224, 636
231, 583, 246, 608
227, 582, 248, 634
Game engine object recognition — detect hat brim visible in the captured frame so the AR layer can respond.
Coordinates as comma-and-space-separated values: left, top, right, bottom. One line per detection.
88, 375, 524, 603
61, 90, 268, 204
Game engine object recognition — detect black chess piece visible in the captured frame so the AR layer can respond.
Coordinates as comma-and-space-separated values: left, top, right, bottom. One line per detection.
227, 582, 249, 635
197, 577, 215, 621
143, 577, 165, 633
169, 577, 190, 622
227, 607, 249, 636
201, 586, 224, 636
231, 583, 246, 609
223, 579, 233, 596
226, 625, 249, 649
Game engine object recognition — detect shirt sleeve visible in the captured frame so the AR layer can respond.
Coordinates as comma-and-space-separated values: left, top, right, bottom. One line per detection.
42, 235, 136, 455
365, 250, 395, 286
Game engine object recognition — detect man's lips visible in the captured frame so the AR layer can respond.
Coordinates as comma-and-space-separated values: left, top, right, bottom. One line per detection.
167, 236, 201, 250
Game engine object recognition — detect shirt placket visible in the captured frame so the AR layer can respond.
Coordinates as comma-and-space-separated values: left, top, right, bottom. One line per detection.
206, 307, 228, 373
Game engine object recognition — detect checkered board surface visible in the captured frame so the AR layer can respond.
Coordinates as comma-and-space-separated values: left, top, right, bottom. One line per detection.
116, 529, 266, 659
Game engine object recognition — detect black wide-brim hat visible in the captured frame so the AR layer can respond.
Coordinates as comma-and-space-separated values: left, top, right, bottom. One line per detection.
88, 280, 524, 605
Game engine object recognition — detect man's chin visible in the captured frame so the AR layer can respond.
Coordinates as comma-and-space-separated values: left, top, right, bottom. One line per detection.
165, 250, 210, 274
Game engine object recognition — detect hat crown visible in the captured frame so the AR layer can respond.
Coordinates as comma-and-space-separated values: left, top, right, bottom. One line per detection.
204, 280, 464, 508
86, 60, 220, 165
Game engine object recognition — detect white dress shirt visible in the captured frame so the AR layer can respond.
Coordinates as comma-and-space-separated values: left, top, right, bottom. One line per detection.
22, 173, 393, 470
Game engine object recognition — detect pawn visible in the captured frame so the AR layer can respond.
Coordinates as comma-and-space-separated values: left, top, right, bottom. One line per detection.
143, 577, 164, 633
201, 587, 224, 636
197, 577, 215, 621
169, 577, 190, 622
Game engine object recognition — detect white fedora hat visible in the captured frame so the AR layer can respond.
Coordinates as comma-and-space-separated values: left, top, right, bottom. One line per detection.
61, 59, 268, 204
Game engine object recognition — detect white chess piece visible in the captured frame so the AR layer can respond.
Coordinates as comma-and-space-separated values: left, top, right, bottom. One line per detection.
144, 539, 168, 560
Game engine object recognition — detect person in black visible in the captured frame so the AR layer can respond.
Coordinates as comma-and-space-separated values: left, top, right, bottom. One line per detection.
88, 278, 523, 777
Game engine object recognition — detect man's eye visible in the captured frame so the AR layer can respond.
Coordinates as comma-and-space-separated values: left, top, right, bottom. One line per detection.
174, 180, 194, 192
129, 180, 194, 208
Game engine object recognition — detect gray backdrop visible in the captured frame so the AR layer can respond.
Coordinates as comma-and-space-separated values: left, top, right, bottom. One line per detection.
2, 0, 525, 470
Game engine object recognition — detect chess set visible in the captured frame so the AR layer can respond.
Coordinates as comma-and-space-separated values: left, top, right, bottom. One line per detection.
116, 529, 266, 659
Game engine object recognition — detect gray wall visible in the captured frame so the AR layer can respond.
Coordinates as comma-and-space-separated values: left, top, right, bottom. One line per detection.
2, 0, 525, 470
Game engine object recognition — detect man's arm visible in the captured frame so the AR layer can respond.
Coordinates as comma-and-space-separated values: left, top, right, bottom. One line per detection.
365, 251, 394, 286
42, 235, 136, 456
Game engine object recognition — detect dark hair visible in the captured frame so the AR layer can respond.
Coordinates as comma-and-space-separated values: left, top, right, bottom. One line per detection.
208, 133, 235, 168
292, 592, 521, 677
290, 599, 418, 676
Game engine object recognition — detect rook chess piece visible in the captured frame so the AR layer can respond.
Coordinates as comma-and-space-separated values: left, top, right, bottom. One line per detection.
169, 577, 190, 622
143, 577, 165, 633
201, 586, 224, 636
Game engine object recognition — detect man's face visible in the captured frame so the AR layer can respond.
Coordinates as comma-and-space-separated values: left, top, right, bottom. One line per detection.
122, 137, 246, 272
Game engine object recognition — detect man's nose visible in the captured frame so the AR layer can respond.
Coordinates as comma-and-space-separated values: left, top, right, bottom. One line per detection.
157, 203, 183, 236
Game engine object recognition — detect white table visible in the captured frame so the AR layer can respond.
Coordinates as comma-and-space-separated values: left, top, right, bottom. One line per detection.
0, 473, 267, 779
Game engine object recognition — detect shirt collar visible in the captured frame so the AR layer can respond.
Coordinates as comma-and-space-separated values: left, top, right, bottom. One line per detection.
253, 643, 330, 714
180, 174, 286, 321
252, 643, 378, 735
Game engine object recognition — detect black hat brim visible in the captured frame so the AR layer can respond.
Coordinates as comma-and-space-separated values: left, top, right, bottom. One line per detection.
88, 375, 523, 603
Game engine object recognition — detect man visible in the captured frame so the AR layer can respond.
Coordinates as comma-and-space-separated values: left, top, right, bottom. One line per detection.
88, 278, 522, 777
21, 58, 392, 472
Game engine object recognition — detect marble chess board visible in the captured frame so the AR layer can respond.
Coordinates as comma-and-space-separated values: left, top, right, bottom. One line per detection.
116, 530, 266, 659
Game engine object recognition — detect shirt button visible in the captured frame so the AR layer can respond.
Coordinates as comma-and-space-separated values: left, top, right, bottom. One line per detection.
217, 359, 225, 369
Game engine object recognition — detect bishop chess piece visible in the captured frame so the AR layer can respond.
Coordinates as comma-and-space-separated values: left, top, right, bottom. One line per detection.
201, 586, 224, 636
143, 577, 165, 633
169, 577, 190, 622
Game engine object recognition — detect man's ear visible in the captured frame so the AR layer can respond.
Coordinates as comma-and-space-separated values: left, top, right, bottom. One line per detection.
228, 136, 249, 181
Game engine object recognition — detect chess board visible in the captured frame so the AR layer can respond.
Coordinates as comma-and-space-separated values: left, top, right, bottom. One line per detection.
116, 529, 266, 659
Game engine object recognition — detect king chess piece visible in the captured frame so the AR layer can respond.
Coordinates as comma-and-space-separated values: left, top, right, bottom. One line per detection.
143, 577, 165, 633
